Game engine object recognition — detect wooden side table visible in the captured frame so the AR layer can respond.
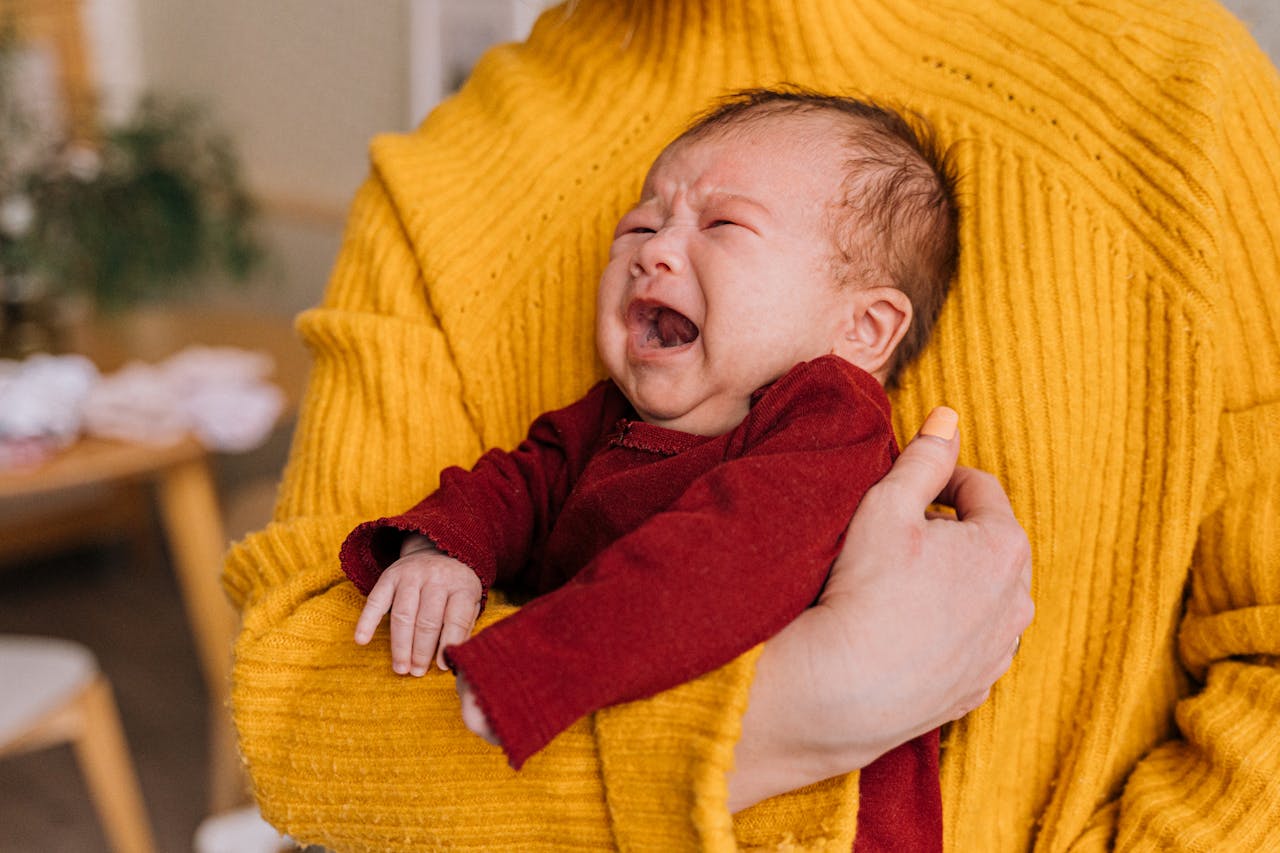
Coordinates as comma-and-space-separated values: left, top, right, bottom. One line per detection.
0, 305, 308, 814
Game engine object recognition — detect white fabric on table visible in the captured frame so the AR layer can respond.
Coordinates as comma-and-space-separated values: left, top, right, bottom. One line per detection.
0, 346, 284, 467
0, 354, 99, 443
83, 347, 285, 452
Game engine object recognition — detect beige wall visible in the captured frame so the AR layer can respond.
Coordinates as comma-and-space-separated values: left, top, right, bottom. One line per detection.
136, 0, 407, 216
1223, 0, 1280, 61
129, 0, 410, 317
122, 0, 555, 318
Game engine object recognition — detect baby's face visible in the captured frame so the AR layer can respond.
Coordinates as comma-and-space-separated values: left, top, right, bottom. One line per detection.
596, 114, 852, 436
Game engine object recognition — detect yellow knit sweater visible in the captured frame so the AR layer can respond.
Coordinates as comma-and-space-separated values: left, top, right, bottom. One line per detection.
223, 1, 1280, 849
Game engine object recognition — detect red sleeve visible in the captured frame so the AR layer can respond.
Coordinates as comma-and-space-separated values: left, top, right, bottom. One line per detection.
338, 381, 627, 595
447, 357, 898, 769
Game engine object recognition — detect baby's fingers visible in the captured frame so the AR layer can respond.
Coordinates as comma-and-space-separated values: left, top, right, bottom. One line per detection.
408, 586, 450, 677
354, 583, 394, 645
388, 584, 424, 675
436, 593, 482, 671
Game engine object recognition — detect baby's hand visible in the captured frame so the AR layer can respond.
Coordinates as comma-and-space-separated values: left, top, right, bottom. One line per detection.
456, 672, 501, 746
354, 534, 482, 676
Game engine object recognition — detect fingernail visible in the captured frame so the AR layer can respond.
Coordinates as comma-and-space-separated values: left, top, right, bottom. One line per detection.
393, 663, 408, 675
918, 406, 958, 441
410, 667, 426, 677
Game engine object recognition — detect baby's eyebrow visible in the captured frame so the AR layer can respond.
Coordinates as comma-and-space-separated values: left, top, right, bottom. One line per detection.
699, 192, 771, 221
628, 188, 771, 221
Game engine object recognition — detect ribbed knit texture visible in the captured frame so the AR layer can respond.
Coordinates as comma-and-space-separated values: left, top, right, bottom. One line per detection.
223, 1, 1280, 849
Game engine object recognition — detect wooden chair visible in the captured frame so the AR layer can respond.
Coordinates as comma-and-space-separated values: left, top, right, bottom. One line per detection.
0, 635, 156, 853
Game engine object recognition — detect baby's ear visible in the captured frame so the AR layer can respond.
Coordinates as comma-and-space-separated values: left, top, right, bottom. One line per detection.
831, 287, 913, 382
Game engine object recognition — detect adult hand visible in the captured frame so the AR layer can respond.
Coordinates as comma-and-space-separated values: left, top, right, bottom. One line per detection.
727, 407, 1033, 812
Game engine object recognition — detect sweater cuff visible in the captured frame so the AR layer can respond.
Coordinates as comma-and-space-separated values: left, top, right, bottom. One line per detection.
338, 509, 499, 600
445, 628, 556, 769
338, 518, 417, 595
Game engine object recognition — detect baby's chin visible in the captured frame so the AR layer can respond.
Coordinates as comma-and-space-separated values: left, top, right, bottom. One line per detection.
630, 396, 749, 438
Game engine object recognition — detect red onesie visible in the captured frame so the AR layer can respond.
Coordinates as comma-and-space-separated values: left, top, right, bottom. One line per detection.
341, 355, 940, 851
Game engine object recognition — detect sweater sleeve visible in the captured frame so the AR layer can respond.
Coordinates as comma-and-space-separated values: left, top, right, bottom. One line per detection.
447, 359, 897, 770
337, 382, 618, 596
222, 173, 620, 851
1102, 35, 1280, 852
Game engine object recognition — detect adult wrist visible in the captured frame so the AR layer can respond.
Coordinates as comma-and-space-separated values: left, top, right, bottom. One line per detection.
727, 607, 887, 812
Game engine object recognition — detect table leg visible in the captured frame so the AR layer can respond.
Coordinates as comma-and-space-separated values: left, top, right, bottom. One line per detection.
154, 455, 247, 813
75, 675, 159, 853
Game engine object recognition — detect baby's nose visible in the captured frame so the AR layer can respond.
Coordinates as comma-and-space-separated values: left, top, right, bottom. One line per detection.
630, 257, 676, 277
632, 231, 685, 277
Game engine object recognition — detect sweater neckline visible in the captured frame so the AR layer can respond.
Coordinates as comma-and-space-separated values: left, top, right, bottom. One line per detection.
609, 419, 712, 457
544, 0, 913, 72
561, 0, 899, 34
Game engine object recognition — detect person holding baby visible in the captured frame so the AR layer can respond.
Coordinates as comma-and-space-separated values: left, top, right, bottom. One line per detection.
224, 1, 1280, 849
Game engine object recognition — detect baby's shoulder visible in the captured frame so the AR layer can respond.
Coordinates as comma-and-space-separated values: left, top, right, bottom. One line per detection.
733, 356, 896, 450
755, 356, 885, 412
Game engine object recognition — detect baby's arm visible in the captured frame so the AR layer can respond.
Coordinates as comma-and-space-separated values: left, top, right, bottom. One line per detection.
354, 533, 482, 676
448, 358, 895, 768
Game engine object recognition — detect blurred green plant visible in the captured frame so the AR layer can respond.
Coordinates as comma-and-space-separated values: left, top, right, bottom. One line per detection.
0, 24, 262, 311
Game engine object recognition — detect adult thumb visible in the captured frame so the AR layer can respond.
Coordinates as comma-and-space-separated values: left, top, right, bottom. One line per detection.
875, 406, 960, 511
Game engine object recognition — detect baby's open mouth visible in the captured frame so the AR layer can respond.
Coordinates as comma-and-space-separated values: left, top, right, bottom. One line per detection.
631, 302, 700, 349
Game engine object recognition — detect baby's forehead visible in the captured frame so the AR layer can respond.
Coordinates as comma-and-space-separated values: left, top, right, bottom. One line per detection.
636, 142, 764, 200
643, 110, 854, 191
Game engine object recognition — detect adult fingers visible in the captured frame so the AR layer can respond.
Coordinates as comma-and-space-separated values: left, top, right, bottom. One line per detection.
943, 465, 1034, 677
870, 406, 960, 515
937, 465, 1017, 524
435, 592, 480, 670
938, 464, 1031, 601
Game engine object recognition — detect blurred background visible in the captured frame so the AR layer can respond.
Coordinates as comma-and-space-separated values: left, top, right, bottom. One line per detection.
0, 1, 1275, 851
0, 2, 554, 852
72, 0, 555, 319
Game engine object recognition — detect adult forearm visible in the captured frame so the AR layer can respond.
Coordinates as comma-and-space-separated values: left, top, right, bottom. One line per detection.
727, 605, 886, 812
